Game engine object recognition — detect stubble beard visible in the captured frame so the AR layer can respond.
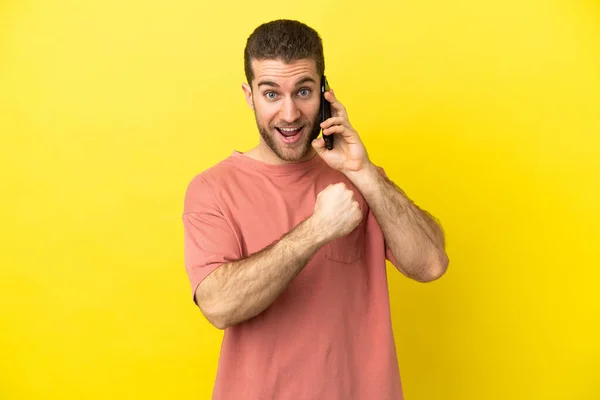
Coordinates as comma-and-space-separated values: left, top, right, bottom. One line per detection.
255, 111, 321, 163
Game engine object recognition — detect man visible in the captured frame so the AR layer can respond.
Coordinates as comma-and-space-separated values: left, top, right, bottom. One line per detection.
182, 19, 448, 400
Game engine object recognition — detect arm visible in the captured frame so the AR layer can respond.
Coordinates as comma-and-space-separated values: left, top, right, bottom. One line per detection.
346, 163, 448, 282
312, 88, 448, 282
196, 216, 325, 329
194, 183, 361, 329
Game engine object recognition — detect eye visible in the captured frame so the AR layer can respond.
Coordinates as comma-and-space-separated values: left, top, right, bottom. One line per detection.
298, 88, 310, 97
265, 91, 277, 100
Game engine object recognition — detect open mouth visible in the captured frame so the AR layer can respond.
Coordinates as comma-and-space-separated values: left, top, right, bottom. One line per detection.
276, 127, 304, 144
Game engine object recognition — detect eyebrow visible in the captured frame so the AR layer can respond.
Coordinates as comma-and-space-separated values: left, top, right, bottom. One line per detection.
257, 76, 317, 88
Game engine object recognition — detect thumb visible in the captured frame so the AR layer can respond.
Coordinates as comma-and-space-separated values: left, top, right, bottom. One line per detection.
312, 137, 327, 155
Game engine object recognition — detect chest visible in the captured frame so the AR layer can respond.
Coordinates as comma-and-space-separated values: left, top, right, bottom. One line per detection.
218, 172, 368, 258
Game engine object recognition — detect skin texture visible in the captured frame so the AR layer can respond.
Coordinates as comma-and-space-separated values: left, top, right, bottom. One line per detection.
241, 58, 321, 164
312, 83, 449, 282
195, 182, 362, 329
195, 57, 448, 329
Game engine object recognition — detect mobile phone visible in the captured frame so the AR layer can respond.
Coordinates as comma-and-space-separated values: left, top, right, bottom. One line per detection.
320, 75, 333, 150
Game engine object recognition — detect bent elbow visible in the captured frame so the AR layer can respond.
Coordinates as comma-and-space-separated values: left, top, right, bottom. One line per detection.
428, 252, 449, 281
208, 315, 230, 330
198, 302, 231, 330
417, 252, 449, 282
195, 288, 231, 330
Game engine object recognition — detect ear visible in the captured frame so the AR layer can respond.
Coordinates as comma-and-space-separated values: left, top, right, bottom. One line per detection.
241, 83, 254, 110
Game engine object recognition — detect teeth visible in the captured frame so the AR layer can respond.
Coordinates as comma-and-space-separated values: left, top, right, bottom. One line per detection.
280, 127, 300, 131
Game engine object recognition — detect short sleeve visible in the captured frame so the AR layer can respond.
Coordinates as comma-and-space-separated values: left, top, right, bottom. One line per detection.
374, 165, 400, 268
182, 175, 242, 302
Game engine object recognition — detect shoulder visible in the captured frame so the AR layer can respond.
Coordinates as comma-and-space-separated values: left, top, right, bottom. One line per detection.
183, 156, 239, 214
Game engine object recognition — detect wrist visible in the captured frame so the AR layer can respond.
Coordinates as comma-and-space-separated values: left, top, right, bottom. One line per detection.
304, 215, 331, 248
344, 161, 381, 196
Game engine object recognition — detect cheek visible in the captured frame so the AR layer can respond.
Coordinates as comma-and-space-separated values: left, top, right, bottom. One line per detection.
255, 102, 278, 124
301, 101, 319, 120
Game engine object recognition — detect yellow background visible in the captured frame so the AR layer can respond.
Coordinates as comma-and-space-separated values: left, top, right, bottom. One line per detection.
1, 0, 599, 398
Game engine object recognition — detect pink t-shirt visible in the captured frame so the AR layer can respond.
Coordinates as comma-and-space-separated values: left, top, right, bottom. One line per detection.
182, 151, 404, 400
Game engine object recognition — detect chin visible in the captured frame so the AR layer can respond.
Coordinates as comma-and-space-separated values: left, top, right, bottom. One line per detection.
259, 131, 312, 163
274, 143, 311, 162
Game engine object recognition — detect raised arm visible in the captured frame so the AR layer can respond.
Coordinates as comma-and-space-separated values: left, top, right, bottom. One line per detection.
347, 164, 448, 282
193, 182, 362, 329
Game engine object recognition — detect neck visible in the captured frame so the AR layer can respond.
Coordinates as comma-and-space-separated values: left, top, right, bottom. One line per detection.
244, 143, 317, 165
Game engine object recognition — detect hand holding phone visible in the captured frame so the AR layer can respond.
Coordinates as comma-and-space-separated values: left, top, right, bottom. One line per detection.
320, 75, 333, 150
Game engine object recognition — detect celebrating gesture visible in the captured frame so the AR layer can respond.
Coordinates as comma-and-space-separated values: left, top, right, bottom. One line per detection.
182, 18, 448, 400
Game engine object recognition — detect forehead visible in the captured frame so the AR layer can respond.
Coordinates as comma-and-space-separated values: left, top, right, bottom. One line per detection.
251, 58, 318, 87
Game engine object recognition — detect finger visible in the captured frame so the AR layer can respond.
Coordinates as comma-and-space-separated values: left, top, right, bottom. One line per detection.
324, 90, 347, 118
325, 90, 347, 117
325, 124, 362, 143
311, 136, 327, 155
323, 124, 346, 137
320, 116, 346, 129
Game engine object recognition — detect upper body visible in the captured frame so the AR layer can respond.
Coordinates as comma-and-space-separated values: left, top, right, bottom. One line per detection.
183, 151, 403, 399
182, 19, 448, 400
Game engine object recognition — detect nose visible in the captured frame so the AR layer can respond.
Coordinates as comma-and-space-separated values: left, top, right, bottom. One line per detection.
280, 96, 301, 123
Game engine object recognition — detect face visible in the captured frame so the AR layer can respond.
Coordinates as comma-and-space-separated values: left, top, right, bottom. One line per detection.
242, 58, 321, 163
